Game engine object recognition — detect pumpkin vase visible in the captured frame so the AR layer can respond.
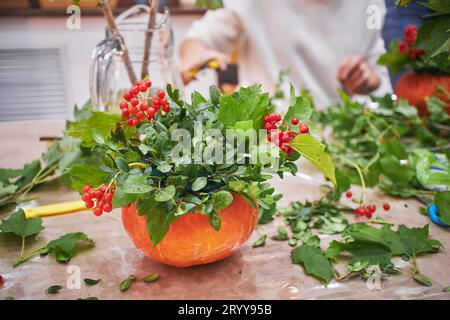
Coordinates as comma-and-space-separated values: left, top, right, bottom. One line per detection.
395, 72, 450, 116
121, 194, 258, 267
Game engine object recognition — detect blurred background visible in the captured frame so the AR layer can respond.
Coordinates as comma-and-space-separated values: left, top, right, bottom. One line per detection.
0, 0, 211, 122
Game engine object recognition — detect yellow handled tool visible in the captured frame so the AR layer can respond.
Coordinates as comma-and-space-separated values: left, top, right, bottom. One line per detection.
187, 59, 221, 78
25, 200, 87, 219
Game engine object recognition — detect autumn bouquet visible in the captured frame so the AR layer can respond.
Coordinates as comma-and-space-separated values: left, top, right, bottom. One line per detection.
67, 81, 335, 267
378, 1, 450, 115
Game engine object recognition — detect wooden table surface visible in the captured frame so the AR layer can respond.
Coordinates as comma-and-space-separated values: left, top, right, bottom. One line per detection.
1, 120, 450, 300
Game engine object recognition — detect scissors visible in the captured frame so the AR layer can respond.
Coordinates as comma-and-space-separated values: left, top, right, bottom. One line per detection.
428, 203, 449, 227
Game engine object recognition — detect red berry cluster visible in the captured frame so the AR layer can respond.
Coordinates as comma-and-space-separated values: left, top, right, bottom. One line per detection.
346, 190, 392, 218
398, 25, 425, 60
120, 80, 171, 126
264, 114, 309, 154
354, 205, 377, 218
82, 184, 115, 216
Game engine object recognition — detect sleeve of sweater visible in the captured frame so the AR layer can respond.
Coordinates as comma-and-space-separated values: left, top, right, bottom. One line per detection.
184, 8, 243, 54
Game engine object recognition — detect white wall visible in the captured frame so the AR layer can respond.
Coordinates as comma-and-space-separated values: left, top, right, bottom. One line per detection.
0, 13, 210, 117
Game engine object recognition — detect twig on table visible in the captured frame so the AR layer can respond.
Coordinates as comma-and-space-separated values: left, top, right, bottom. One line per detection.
141, 0, 159, 80
99, 0, 137, 85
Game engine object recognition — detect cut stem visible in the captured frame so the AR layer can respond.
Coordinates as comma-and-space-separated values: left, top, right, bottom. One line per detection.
99, 0, 137, 85
141, 0, 159, 79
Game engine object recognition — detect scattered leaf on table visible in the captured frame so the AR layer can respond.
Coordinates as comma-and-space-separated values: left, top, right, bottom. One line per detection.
46, 285, 62, 294
143, 273, 160, 283
84, 278, 101, 286
252, 234, 267, 248
292, 244, 335, 284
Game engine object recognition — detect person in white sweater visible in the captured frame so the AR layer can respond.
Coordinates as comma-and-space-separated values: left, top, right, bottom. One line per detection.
179, 0, 392, 109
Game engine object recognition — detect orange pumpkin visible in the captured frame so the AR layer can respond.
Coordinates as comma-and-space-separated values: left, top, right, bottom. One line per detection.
395, 72, 450, 116
121, 194, 258, 267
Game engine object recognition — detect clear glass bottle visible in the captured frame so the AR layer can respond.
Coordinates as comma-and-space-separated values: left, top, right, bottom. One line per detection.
90, 5, 182, 112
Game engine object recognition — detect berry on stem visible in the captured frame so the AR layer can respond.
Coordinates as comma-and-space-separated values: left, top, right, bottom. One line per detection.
383, 203, 391, 211
345, 191, 352, 198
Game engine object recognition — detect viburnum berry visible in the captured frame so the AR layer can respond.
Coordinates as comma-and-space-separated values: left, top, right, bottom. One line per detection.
131, 86, 140, 95
130, 98, 139, 107
120, 101, 128, 109
123, 91, 132, 101
157, 90, 165, 99
300, 124, 309, 134
144, 80, 152, 88
0, 275, 4, 286
121, 108, 130, 117
93, 207, 103, 216
410, 49, 425, 60
383, 203, 391, 211
404, 25, 417, 47
367, 205, 377, 214
345, 191, 352, 198
398, 41, 408, 54
82, 184, 116, 217
291, 117, 299, 125
354, 206, 373, 218
139, 84, 147, 92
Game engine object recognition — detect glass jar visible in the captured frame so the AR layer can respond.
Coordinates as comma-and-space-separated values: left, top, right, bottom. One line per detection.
90, 5, 182, 112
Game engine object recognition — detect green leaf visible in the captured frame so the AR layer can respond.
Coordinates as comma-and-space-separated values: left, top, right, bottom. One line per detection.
137, 197, 170, 245
191, 177, 208, 192
283, 84, 313, 129
44, 232, 95, 263
252, 234, 267, 248
67, 164, 109, 192
68, 111, 121, 147
213, 190, 233, 210
143, 273, 160, 283
112, 188, 139, 208
228, 180, 246, 192
114, 157, 129, 172
435, 191, 450, 225
288, 134, 336, 185
345, 223, 442, 258
119, 275, 136, 292
0, 167, 23, 183
46, 285, 62, 294
122, 175, 153, 194
218, 85, 270, 130
0, 183, 17, 198
326, 240, 392, 267
0, 209, 44, 239
247, 185, 261, 198
412, 272, 433, 287
154, 185, 176, 202
15, 160, 41, 189
84, 278, 101, 286
292, 245, 335, 284
272, 226, 289, 241
443, 286, 450, 292
208, 209, 221, 231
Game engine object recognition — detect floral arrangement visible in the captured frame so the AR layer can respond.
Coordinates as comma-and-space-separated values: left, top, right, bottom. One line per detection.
378, 25, 450, 75
66, 81, 335, 245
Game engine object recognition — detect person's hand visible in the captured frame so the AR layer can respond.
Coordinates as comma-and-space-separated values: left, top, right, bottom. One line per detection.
337, 55, 380, 96
179, 40, 229, 85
